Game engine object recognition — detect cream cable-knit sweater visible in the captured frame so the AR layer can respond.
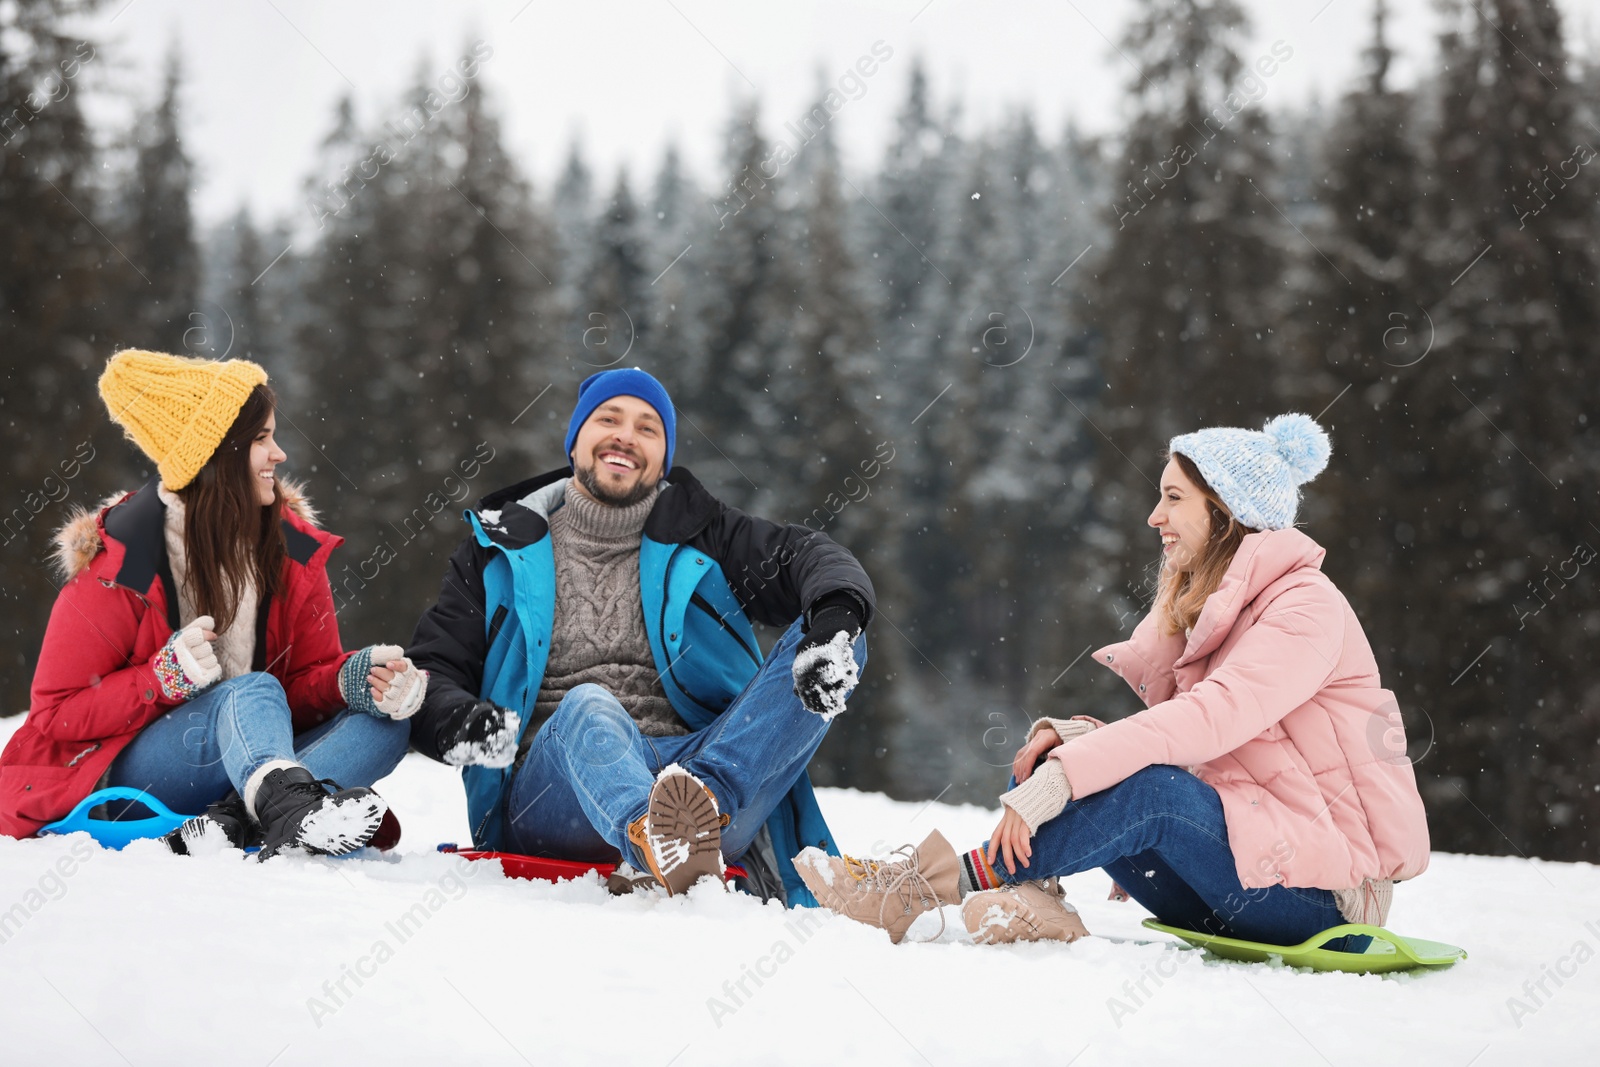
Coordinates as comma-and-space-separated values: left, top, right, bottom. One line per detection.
158, 485, 258, 680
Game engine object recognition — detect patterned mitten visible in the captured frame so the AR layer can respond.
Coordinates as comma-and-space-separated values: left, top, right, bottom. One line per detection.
153, 615, 222, 700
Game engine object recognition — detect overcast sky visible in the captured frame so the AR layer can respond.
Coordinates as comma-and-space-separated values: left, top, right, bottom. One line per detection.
73, 0, 1595, 230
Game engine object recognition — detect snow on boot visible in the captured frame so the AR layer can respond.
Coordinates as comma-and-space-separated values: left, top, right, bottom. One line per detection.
251, 766, 387, 859
163, 794, 256, 855
626, 764, 727, 896
962, 877, 1089, 945
605, 863, 661, 896
795, 830, 961, 944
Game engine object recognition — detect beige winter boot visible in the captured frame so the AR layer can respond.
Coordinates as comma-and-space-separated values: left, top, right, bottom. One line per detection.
627, 765, 728, 896
794, 830, 962, 943
962, 877, 1089, 945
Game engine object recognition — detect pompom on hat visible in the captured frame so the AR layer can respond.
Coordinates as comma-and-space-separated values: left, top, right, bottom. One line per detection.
98, 349, 269, 490
1168, 413, 1332, 531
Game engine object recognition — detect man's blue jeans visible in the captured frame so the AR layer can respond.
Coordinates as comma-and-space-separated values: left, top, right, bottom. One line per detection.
504, 618, 866, 867
107, 672, 410, 814
994, 764, 1369, 951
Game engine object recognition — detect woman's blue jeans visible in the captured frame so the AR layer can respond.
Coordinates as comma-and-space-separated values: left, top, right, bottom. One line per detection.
107, 671, 410, 815
993, 764, 1369, 951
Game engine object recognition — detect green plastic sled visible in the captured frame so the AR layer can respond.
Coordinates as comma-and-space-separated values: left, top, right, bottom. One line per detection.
1141, 919, 1467, 974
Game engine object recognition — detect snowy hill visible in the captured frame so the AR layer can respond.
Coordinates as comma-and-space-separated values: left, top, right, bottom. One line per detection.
0, 714, 1592, 1064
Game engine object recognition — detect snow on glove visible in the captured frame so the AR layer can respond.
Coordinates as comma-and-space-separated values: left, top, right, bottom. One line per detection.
792, 593, 865, 721
338, 644, 428, 720
439, 700, 521, 768
999, 759, 1072, 835
153, 615, 222, 700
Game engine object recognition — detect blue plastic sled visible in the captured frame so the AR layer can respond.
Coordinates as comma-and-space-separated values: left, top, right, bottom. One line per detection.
39, 787, 193, 849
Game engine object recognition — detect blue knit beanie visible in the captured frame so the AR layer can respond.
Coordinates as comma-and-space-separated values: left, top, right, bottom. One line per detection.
564, 368, 676, 472
1168, 414, 1332, 531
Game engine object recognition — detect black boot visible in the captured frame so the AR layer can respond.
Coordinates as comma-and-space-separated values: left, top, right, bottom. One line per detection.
163, 793, 259, 855
251, 766, 387, 860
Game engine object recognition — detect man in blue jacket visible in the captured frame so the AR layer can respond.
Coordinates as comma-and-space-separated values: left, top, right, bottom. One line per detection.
403, 368, 873, 906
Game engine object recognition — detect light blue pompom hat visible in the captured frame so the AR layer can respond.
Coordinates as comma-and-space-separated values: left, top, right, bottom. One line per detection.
1167, 414, 1332, 531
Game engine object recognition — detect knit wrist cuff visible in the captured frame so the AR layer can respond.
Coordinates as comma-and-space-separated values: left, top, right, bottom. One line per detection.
153, 639, 202, 701
999, 759, 1073, 835
338, 648, 384, 718
1027, 716, 1098, 745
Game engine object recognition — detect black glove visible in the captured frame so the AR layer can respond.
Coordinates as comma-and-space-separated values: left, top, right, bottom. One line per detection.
439, 700, 522, 768
792, 592, 865, 720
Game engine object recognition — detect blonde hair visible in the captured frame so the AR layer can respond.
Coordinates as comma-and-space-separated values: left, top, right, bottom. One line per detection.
1153, 452, 1256, 636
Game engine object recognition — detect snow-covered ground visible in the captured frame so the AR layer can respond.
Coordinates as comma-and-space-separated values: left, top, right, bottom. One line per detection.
0, 714, 1594, 1064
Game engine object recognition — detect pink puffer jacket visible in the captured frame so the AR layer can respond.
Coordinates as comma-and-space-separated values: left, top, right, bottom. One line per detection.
1054, 528, 1430, 891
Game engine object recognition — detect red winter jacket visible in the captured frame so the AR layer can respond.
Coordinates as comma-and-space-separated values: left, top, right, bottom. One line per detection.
0, 478, 354, 837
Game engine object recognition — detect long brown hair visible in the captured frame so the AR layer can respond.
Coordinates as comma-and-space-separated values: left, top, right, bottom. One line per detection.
174, 384, 286, 633
1153, 452, 1256, 636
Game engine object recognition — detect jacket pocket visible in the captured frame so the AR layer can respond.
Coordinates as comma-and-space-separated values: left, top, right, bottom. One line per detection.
0, 764, 81, 825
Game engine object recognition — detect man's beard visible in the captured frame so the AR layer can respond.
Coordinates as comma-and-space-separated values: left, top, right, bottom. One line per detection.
575, 459, 659, 507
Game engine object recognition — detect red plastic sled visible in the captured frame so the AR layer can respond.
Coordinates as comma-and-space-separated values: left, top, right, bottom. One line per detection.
437, 844, 744, 885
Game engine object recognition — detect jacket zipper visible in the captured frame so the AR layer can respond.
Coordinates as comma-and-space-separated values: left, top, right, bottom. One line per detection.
660, 552, 719, 715
487, 604, 508, 645
689, 592, 759, 666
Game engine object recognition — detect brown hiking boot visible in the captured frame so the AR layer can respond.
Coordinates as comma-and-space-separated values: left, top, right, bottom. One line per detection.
962, 877, 1090, 945
626, 765, 727, 896
794, 830, 961, 944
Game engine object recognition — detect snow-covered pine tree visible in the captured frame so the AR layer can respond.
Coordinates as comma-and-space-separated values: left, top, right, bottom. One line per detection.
690, 101, 794, 511
118, 50, 199, 356
1080, 0, 1292, 662
579, 171, 653, 377
779, 79, 906, 793
642, 144, 708, 402
0, 0, 121, 710
1291, 0, 1424, 730
1408, 0, 1600, 860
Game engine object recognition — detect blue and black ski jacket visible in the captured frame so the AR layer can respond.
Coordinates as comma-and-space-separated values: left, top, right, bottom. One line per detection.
407, 466, 875, 907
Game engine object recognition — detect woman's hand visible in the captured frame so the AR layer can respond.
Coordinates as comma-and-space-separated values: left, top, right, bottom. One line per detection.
1012, 725, 1061, 784
340, 644, 427, 719
154, 615, 223, 700
986, 804, 1034, 876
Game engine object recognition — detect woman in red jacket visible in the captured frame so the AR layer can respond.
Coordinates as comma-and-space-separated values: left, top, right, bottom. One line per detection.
0, 350, 426, 857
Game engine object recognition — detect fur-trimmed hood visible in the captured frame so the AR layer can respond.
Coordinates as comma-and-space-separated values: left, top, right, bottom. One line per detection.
50, 477, 320, 582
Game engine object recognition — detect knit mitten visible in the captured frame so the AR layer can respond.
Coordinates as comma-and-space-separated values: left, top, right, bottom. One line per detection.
999, 759, 1073, 834
153, 615, 222, 700
339, 644, 426, 719
374, 659, 428, 720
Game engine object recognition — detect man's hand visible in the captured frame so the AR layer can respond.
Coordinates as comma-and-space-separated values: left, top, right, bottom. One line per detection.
792, 594, 865, 720
439, 700, 521, 768
1012, 725, 1062, 784
986, 805, 1034, 876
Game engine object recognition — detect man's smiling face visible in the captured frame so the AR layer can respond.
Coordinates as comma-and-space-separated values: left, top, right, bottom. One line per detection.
570, 395, 667, 507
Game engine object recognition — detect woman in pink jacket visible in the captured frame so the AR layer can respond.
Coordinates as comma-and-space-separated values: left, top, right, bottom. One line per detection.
798, 415, 1431, 949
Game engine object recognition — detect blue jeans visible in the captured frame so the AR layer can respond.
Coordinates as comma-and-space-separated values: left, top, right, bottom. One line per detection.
504, 619, 865, 866
107, 671, 410, 815
994, 764, 1370, 952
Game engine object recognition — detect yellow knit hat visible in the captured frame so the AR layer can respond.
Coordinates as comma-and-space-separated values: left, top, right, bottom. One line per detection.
98, 349, 270, 490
